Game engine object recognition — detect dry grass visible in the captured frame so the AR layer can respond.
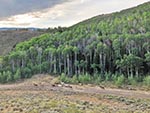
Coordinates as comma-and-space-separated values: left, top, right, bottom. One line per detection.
0, 30, 44, 55
0, 75, 150, 113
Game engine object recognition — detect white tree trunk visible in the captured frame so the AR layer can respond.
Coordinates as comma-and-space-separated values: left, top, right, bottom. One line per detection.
67, 54, 70, 76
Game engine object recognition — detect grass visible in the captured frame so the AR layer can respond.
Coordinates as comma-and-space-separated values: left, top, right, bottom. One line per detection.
114, 75, 125, 87
0, 74, 150, 113
59, 73, 98, 84
59, 73, 150, 90
0, 92, 109, 113
143, 76, 150, 86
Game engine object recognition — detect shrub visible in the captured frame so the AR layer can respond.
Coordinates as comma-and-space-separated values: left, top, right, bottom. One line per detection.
112, 74, 118, 82
71, 75, 78, 84
115, 75, 125, 87
0, 71, 7, 83
128, 77, 137, 86
93, 73, 102, 84
32, 65, 40, 75
104, 72, 112, 81
21, 67, 32, 78
6, 71, 12, 82
0, 72, 3, 83
41, 62, 49, 73
14, 69, 21, 81
59, 73, 71, 83
78, 73, 91, 84
143, 76, 150, 86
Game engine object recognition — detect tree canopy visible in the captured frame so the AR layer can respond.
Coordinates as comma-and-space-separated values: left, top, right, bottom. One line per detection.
1, 2, 150, 83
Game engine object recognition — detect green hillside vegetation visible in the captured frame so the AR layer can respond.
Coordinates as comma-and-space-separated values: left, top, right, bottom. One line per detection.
1, 2, 150, 85
0, 27, 66, 56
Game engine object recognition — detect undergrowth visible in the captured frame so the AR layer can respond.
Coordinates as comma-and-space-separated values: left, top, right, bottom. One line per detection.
59, 73, 150, 88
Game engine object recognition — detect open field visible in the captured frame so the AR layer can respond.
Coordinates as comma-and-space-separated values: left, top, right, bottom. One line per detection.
0, 75, 150, 113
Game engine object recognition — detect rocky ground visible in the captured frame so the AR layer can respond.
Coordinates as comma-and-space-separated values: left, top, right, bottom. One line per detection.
0, 75, 150, 113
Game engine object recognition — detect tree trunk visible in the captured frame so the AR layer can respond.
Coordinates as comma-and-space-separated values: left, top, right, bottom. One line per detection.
54, 56, 57, 74
90, 51, 92, 64
130, 67, 133, 78
21, 58, 24, 68
67, 54, 70, 76
99, 54, 103, 74
103, 54, 106, 74
64, 56, 66, 75
70, 55, 73, 76
59, 53, 61, 74
85, 55, 88, 73
75, 52, 78, 75
127, 68, 130, 77
93, 49, 96, 63
49, 54, 53, 73
135, 67, 138, 78
78, 65, 81, 75
11, 59, 15, 72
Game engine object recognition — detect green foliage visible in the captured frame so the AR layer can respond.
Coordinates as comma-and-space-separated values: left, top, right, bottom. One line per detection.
1, 71, 7, 83
93, 74, 103, 84
14, 69, 21, 81
145, 52, 150, 66
6, 71, 12, 82
21, 67, 32, 78
41, 62, 49, 73
0, 72, 3, 83
60, 73, 100, 84
32, 65, 40, 75
59, 73, 72, 83
0, 71, 12, 83
143, 76, 150, 86
127, 77, 137, 86
104, 72, 112, 81
1, 2, 150, 85
71, 75, 79, 84
115, 75, 125, 87
78, 74, 91, 84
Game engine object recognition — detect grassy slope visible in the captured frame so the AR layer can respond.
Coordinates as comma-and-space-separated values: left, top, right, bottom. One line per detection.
0, 30, 44, 56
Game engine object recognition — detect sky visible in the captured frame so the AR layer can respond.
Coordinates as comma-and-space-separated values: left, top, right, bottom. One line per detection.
0, 0, 149, 28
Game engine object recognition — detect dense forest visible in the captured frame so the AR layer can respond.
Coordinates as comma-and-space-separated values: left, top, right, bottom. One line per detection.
0, 2, 150, 84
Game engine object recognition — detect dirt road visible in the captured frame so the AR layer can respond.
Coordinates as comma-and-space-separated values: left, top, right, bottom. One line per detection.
0, 75, 150, 113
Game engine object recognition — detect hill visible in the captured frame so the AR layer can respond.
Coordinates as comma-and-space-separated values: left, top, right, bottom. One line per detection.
0, 30, 45, 55
1, 1, 150, 84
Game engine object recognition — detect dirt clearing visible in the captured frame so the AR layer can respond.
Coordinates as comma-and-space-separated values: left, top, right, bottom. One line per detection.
0, 74, 150, 113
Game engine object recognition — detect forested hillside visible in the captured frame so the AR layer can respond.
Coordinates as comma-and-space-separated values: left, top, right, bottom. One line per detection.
1, 2, 150, 84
